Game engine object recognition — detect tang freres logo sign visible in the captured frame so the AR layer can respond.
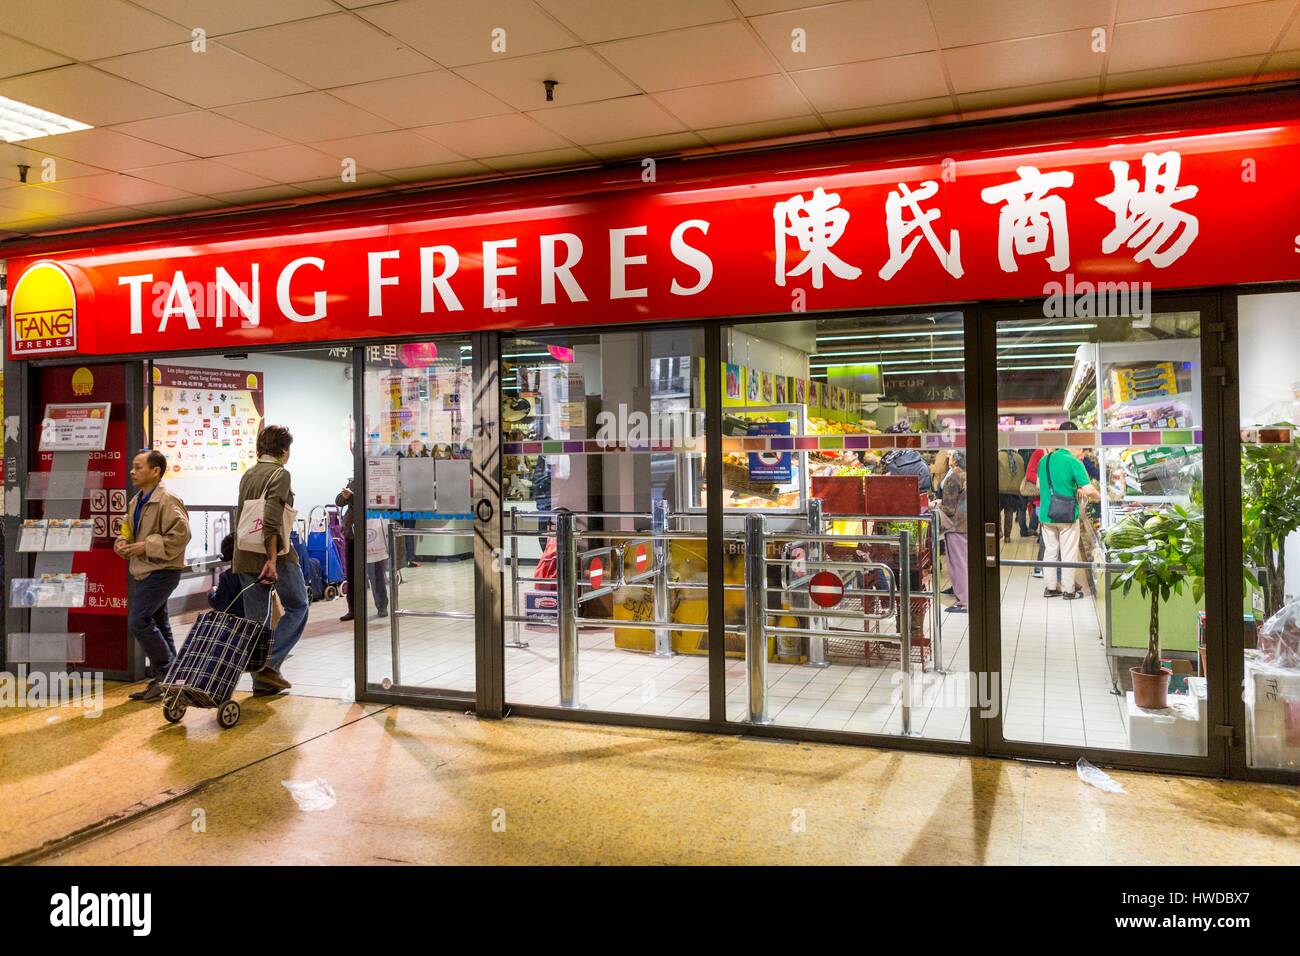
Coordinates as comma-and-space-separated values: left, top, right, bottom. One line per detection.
9, 260, 77, 355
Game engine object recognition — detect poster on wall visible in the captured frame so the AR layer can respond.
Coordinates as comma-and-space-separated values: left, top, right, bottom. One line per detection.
38, 403, 112, 451
152, 364, 264, 497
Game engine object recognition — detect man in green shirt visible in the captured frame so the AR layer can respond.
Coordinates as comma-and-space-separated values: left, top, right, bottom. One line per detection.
1037, 434, 1100, 600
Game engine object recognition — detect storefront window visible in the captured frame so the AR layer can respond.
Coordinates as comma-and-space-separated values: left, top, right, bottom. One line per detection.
500, 327, 711, 718
995, 313, 1208, 755
716, 313, 969, 741
1237, 292, 1300, 773
362, 338, 475, 694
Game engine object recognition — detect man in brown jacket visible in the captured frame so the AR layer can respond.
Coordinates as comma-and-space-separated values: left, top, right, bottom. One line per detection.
115, 449, 191, 701
235, 424, 308, 696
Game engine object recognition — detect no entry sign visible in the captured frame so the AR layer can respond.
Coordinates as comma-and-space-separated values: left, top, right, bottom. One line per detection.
634, 545, 648, 572
588, 557, 604, 589
809, 571, 845, 608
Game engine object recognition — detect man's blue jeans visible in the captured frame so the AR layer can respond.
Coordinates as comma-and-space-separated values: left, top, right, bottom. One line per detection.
128, 569, 181, 673
240, 559, 309, 689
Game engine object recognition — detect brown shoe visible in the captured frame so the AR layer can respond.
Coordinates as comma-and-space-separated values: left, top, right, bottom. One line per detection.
254, 666, 291, 690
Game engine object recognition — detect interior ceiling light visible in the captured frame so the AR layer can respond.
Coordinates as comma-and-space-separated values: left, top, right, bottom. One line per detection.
0, 95, 92, 143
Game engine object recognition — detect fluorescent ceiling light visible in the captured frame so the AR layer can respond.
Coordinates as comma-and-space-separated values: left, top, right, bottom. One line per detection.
996, 323, 1097, 333
817, 329, 963, 342
813, 345, 965, 357
0, 95, 91, 143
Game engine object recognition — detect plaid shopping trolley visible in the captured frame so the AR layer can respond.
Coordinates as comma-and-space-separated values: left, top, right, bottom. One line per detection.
159, 584, 273, 729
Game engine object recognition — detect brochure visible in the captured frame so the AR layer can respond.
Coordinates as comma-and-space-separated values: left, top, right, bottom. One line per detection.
18, 519, 48, 552
66, 519, 95, 552
43, 519, 74, 551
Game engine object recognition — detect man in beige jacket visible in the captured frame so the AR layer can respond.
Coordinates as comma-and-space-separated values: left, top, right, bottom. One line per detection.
114, 449, 191, 701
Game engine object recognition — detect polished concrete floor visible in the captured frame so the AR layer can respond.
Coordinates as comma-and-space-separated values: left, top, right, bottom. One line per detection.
2, 683, 1296, 866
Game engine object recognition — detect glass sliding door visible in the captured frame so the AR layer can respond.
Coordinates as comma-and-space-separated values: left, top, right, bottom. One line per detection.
988, 304, 1219, 764
715, 311, 972, 742
361, 338, 479, 695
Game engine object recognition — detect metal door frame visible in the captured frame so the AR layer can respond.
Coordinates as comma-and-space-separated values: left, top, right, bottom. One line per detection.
976, 292, 1230, 777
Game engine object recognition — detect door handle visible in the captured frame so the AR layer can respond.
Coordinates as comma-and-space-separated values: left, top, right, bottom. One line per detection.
984, 521, 998, 568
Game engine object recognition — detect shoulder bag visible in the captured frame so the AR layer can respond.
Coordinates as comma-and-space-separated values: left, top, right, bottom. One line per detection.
236, 467, 297, 555
1041, 449, 1077, 523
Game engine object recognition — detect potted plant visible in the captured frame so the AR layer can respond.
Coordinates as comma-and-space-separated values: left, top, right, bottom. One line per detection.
1241, 432, 1300, 619
1103, 506, 1202, 709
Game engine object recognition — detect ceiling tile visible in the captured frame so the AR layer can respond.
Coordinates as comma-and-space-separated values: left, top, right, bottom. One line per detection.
527, 95, 686, 145
383, 160, 493, 183
29, 128, 193, 169
0, 185, 115, 217
215, 145, 346, 184
217, 93, 396, 142
292, 173, 397, 195
478, 147, 595, 171
822, 97, 955, 131
332, 72, 513, 127
94, 42, 311, 109
1263, 49, 1300, 72
0, 35, 72, 80
653, 74, 812, 128
790, 52, 949, 113
734, 0, 829, 12
957, 77, 1101, 113
594, 21, 775, 91
944, 30, 1103, 94
1109, 1, 1295, 73
1116, 0, 1268, 22
750, 0, 935, 70
125, 158, 277, 194
357, 0, 580, 67
1104, 55, 1266, 94
114, 111, 293, 157
928, 0, 1112, 47
309, 130, 465, 170
51, 173, 194, 205
537, 0, 736, 43
417, 113, 572, 157
454, 47, 639, 111
132, 196, 236, 217
0, 0, 191, 60
207, 184, 313, 207
1274, 5, 1300, 49
696, 118, 830, 147
582, 132, 708, 160
220, 13, 435, 88
0, 65, 190, 127
130, 0, 339, 35
0, 142, 121, 181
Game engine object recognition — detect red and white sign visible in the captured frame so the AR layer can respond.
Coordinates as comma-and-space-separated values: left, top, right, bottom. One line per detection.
6, 95, 1300, 360
588, 557, 604, 590
38, 403, 112, 451
809, 571, 845, 609
634, 545, 649, 573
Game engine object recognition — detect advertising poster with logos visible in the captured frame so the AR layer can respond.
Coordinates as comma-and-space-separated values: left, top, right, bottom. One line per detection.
366, 365, 471, 455
151, 364, 264, 503
38, 403, 112, 451
33, 364, 129, 671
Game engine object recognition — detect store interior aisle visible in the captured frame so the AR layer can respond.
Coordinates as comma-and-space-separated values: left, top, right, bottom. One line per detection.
20, 700, 1300, 867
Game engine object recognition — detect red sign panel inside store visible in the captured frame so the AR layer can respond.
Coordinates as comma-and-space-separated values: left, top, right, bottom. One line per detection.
7, 101, 1300, 360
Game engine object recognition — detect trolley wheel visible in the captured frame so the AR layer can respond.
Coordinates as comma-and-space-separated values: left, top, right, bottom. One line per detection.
340, 581, 349, 596
162, 696, 186, 723
324, 584, 339, 600
217, 699, 241, 729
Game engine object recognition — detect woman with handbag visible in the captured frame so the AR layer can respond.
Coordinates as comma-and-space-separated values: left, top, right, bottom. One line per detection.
938, 450, 969, 614
1036, 428, 1101, 601
234, 425, 309, 696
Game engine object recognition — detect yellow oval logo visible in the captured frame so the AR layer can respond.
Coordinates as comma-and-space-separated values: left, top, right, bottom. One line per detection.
10, 261, 77, 355
71, 366, 94, 396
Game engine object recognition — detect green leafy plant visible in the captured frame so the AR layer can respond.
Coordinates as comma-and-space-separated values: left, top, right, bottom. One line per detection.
1104, 507, 1202, 675
1241, 433, 1300, 618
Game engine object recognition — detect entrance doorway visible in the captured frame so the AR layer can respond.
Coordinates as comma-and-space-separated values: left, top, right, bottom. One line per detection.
980, 297, 1229, 773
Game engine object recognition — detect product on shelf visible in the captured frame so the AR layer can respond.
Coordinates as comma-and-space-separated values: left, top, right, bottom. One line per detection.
1108, 361, 1178, 402
1106, 399, 1192, 430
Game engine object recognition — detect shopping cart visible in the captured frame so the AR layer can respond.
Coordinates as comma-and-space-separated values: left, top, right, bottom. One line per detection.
159, 584, 273, 729
307, 505, 348, 599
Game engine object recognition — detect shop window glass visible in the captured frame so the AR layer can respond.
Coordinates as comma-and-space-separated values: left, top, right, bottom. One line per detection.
716, 313, 970, 741
995, 312, 1208, 756
1237, 292, 1300, 773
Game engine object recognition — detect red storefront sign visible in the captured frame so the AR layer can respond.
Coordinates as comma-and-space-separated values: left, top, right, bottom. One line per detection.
6, 95, 1300, 360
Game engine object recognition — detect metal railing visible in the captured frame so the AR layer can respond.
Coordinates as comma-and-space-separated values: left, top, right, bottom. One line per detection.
386, 523, 476, 687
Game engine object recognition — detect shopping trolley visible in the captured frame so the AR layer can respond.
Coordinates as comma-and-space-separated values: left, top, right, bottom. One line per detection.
159, 584, 274, 729
307, 505, 348, 599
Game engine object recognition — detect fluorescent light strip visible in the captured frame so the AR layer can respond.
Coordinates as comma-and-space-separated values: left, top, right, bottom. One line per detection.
817, 329, 963, 342
998, 340, 1085, 350
0, 95, 92, 143
996, 323, 1097, 333
813, 345, 965, 357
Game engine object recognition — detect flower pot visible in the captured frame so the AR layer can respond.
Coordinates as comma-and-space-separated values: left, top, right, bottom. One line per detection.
1130, 666, 1172, 709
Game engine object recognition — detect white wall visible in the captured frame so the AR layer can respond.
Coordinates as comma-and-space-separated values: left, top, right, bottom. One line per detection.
155, 353, 354, 516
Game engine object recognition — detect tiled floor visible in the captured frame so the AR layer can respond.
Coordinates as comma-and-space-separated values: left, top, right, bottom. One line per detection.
178, 536, 1144, 751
